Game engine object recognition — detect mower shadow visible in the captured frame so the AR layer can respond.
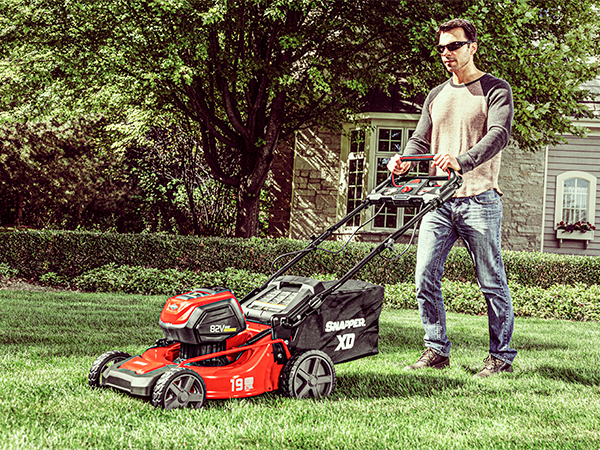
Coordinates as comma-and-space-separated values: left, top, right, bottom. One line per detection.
521, 366, 600, 387
334, 370, 467, 399
377, 312, 572, 353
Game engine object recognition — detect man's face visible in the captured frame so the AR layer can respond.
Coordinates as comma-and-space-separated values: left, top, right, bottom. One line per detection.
438, 27, 476, 75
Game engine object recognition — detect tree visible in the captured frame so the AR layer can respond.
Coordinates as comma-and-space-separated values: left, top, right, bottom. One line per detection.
1, 0, 599, 236
130, 123, 238, 236
0, 119, 127, 229
0, 118, 237, 234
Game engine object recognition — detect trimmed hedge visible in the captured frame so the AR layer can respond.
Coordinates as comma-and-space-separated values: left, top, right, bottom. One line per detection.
1, 230, 599, 288
25, 264, 600, 322
0, 230, 422, 283
385, 281, 600, 322
70, 264, 265, 298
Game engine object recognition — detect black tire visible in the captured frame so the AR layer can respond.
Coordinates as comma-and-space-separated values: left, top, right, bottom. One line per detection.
88, 350, 131, 388
280, 350, 336, 399
151, 367, 206, 410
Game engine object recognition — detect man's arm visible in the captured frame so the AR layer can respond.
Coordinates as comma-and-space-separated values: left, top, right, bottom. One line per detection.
456, 77, 514, 173
387, 89, 437, 174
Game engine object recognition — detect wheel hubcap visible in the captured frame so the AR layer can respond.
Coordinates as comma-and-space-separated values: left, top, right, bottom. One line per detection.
178, 390, 189, 403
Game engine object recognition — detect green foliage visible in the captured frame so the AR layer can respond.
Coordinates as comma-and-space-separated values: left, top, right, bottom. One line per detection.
385, 280, 600, 322
71, 264, 265, 297
0, 119, 126, 229
464, 0, 600, 151
28, 262, 600, 321
38, 271, 68, 286
2, 230, 600, 321
125, 124, 238, 236
2, 0, 598, 236
503, 250, 600, 287
510, 282, 600, 322
1, 0, 418, 237
0, 263, 18, 279
0, 118, 240, 235
385, 281, 488, 315
2, 230, 600, 290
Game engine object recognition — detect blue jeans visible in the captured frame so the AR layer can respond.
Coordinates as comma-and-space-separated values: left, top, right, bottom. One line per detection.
414, 189, 517, 364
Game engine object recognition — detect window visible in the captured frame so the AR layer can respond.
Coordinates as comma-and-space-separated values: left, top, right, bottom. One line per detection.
341, 122, 425, 232
345, 130, 366, 227
554, 171, 597, 233
562, 178, 589, 223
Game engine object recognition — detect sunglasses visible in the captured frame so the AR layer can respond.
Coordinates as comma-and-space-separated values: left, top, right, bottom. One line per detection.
435, 41, 473, 54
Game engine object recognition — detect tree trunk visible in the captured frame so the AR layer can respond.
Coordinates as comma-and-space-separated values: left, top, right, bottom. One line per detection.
234, 184, 261, 238
15, 193, 24, 227
184, 182, 202, 235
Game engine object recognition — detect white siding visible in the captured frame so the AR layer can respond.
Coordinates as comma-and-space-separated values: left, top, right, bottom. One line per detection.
543, 136, 600, 255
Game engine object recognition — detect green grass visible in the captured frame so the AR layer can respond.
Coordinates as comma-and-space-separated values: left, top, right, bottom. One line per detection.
0, 289, 599, 449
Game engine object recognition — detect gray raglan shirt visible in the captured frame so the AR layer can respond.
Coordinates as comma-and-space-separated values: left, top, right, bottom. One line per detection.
403, 73, 514, 197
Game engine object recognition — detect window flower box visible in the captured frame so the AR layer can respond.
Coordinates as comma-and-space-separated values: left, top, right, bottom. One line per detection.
556, 221, 595, 247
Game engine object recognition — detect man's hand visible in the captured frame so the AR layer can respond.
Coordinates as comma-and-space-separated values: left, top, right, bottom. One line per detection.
387, 154, 411, 175
432, 153, 461, 172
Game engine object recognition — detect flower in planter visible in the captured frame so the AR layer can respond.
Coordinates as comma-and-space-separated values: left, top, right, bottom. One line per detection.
556, 221, 596, 233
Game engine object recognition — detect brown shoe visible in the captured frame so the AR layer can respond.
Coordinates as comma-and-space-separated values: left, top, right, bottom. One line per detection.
475, 355, 513, 377
404, 348, 449, 370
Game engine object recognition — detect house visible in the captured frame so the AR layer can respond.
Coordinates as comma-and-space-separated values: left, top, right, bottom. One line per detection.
541, 78, 600, 255
268, 81, 600, 257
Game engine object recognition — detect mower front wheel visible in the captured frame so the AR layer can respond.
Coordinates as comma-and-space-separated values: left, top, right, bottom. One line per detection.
89, 350, 131, 388
280, 350, 336, 399
151, 367, 206, 410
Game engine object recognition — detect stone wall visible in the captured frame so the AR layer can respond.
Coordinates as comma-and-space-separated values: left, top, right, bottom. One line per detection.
267, 136, 295, 238
497, 143, 545, 252
288, 128, 342, 240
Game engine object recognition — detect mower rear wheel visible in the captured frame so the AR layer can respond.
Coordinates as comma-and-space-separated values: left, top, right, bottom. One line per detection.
280, 350, 336, 399
151, 367, 206, 410
89, 350, 131, 388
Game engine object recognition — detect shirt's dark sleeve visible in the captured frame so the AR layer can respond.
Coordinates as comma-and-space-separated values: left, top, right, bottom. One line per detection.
402, 87, 439, 158
456, 77, 514, 174
403, 82, 449, 157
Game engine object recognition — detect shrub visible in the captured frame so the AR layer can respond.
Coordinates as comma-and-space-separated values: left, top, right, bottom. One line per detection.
1, 230, 599, 290
503, 251, 600, 287
39, 272, 69, 286
32, 264, 593, 322
510, 282, 600, 322
384, 280, 600, 322
71, 264, 268, 297
0, 263, 18, 279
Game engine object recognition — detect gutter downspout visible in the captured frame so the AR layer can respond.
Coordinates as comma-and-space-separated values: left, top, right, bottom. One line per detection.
540, 145, 550, 253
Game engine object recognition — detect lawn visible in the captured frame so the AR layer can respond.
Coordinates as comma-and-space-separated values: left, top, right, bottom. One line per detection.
0, 289, 598, 449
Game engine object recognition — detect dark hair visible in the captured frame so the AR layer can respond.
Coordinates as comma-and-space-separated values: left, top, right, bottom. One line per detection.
437, 19, 477, 42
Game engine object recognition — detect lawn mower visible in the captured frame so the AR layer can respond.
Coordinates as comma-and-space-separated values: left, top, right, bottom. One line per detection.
88, 155, 462, 409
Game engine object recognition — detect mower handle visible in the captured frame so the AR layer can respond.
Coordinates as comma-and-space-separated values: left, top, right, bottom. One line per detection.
386, 153, 459, 193
270, 162, 463, 331
242, 154, 461, 309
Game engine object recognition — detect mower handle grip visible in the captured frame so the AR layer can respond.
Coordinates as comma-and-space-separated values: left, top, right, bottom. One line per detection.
398, 153, 437, 162
398, 153, 461, 181
389, 152, 459, 188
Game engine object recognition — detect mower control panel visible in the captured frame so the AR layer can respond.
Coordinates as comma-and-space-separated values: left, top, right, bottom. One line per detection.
365, 154, 462, 207
367, 177, 446, 206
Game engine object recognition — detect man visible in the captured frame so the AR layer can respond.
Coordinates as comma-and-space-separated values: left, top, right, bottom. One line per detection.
387, 18, 517, 377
